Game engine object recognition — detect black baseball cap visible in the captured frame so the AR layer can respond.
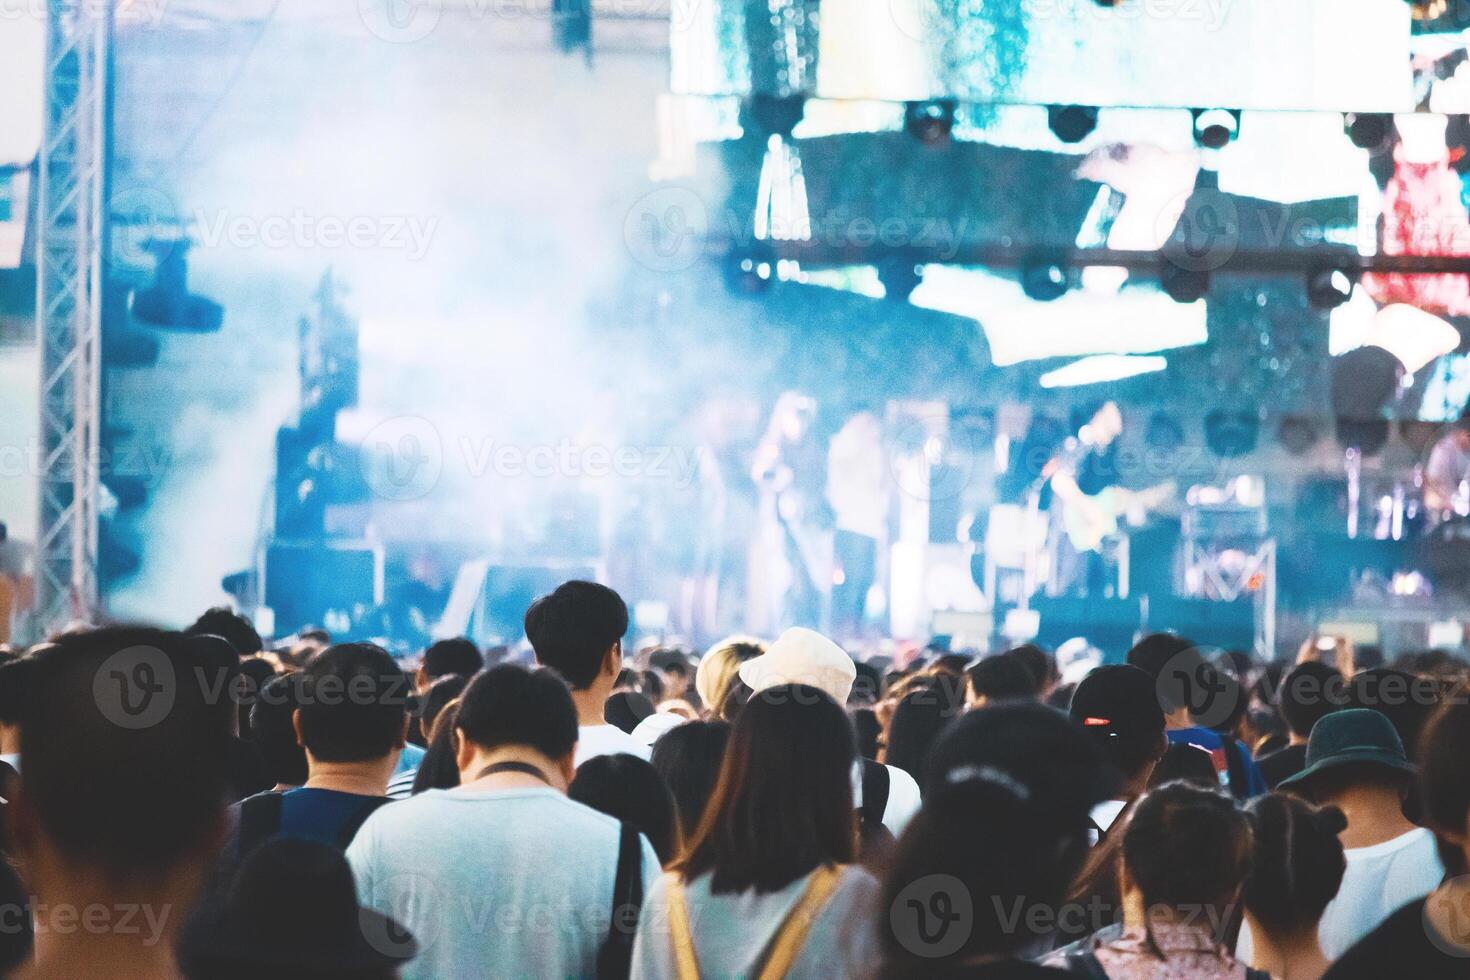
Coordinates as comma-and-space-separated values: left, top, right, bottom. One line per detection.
1070, 665, 1165, 739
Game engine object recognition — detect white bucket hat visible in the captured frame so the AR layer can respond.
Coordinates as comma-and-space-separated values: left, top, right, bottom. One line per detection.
738, 627, 855, 704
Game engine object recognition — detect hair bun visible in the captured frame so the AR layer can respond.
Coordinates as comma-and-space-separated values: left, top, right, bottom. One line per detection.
1314, 805, 1348, 836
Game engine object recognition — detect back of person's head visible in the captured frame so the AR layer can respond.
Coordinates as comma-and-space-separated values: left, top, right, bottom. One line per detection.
603, 690, 655, 735
455, 664, 578, 762
1148, 743, 1218, 790
416, 672, 469, 741
1419, 683, 1470, 875
251, 674, 308, 788
880, 702, 1110, 969
569, 754, 678, 865
1126, 633, 1237, 725
1277, 662, 1345, 739
850, 660, 883, 706
186, 607, 264, 658
647, 646, 692, 679
1122, 781, 1253, 925
964, 652, 1037, 705
419, 638, 482, 682
191, 634, 245, 737
1007, 643, 1058, 696
1069, 665, 1166, 783
411, 700, 462, 794
236, 657, 277, 740
852, 707, 880, 760
885, 679, 961, 782
1243, 793, 1347, 939
16, 627, 229, 882
678, 684, 855, 893
1344, 667, 1437, 758
297, 644, 410, 764
695, 636, 766, 710
651, 719, 731, 843
523, 581, 628, 690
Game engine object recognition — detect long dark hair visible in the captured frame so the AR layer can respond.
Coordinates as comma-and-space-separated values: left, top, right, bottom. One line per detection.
676, 684, 856, 894
1121, 781, 1253, 952
411, 700, 462, 794
650, 720, 731, 844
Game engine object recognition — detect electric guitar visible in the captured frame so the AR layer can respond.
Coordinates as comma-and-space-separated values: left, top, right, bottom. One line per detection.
1062, 483, 1176, 553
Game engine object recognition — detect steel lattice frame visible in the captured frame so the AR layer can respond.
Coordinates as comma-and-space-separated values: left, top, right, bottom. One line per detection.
34, 0, 112, 634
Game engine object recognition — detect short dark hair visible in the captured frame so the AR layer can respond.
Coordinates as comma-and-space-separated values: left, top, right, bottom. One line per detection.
966, 652, 1040, 703
296, 644, 411, 764
1418, 684, 1470, 875
570, 754, 678, 864
1127, 633, 1237, 721
186, 607, 263, 658
1344, 667, 1438, 758
1277, 662, 1345, 738
524, 581, 628, 690
1007, 644, 1058, 695
456, 664, 578, 761
420, 638, 482, 681
249, 674, 308, 787
651, 720, 732, 843
1244, 793, 1347, 937
678, 685, 855, 894
19, 627, 230, 880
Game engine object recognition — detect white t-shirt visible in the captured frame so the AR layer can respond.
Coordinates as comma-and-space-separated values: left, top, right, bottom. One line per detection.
1237, 826, 1445, 962
1088, 799, 1129, 844
631, 866, 880, 980
852, 760, 922, 836
348, 786, 659, 980
576, 724, 652, 767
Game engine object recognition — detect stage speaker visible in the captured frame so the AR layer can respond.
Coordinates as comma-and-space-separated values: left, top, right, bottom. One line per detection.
264, 542, 382, 635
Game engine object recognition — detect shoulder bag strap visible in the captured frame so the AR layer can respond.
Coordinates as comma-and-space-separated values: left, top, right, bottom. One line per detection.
666, 876, 702, 980
755, 865, 844, 980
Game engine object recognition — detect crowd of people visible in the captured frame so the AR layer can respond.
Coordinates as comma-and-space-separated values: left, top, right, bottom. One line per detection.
0, 581, 1466, 978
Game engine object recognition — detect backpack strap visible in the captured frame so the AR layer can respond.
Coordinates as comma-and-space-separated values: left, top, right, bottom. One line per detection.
859, 758, 891, 830
755, 865, 844, 980
666, 877, 701, 980
236, 792, 284, 858
596, 823, 645, 980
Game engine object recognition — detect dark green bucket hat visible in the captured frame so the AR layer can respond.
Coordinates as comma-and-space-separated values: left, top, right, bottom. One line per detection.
1279, 707, 1416, 791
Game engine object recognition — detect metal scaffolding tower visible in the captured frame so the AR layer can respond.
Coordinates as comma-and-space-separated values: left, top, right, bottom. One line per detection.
34, 0, 112, 634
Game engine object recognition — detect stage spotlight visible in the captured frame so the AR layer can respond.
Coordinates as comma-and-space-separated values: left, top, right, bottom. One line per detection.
1204, 408, 1259, 458
1160, 261, 1210, 303
1191, 108, 1240, 149
1307, 267, 1355, 309
1345, 112, 1392, 151
1020, 260, 1068, 301
904, 100, 957, 145
1047, 105, 1098, 144
877, 256, 922, 302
